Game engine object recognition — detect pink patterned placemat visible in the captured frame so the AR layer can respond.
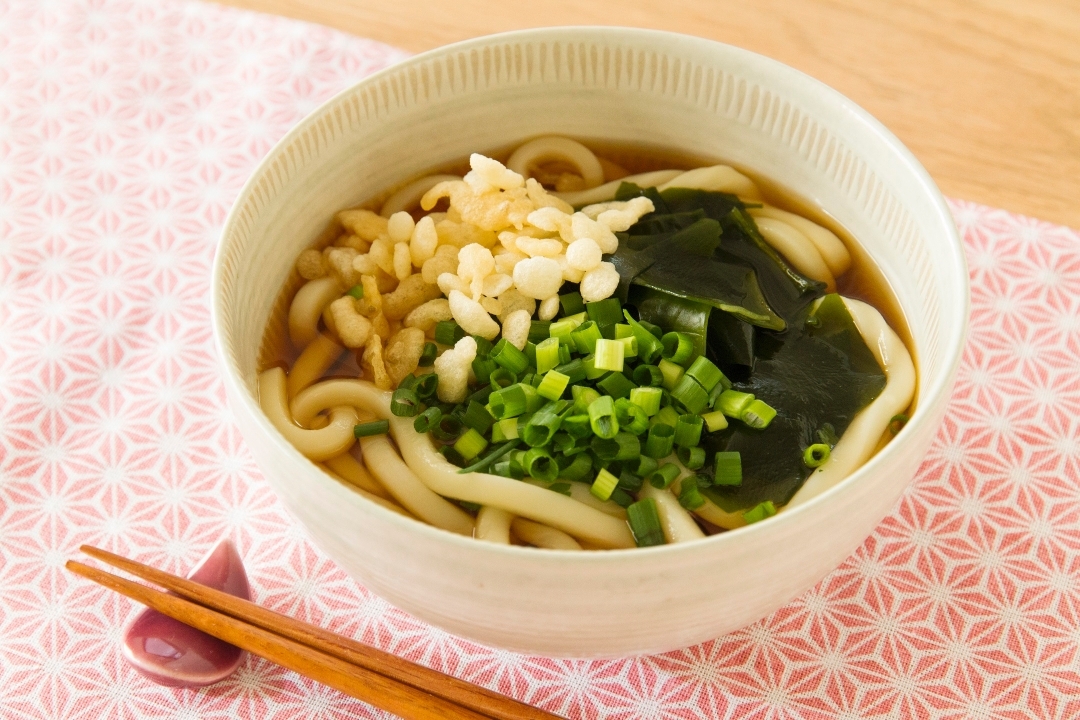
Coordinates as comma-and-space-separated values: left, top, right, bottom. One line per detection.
3, 1, 1080, 718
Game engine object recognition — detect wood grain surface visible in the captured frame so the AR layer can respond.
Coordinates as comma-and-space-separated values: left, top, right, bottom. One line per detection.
215, 0, 1080, 229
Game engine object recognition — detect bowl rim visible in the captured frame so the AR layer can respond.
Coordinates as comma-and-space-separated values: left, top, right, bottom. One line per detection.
212, 25, 970, 560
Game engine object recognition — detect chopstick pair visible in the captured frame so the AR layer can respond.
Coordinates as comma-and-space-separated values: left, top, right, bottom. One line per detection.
68, 546, 561, 720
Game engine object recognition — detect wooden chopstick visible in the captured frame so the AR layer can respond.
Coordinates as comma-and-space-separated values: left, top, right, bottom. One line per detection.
74, 546, 562, 720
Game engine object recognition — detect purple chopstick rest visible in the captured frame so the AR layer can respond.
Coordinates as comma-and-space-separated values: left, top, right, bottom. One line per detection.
121, 539, 251, 687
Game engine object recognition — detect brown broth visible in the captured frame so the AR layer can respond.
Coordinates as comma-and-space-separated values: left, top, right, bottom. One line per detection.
259, 141, 917, 420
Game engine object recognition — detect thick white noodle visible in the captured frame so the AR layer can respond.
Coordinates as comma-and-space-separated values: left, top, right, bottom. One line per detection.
358, 434, 475, 536
506, 137, 604, 189
786, 297, 916, 508
511, 518, 583, 550
289, 277, 341, 348
287, 379, 636, 549
323, 450, 392, 499
287, 333, 344, 398
639, 482, 706, 543
750, 205, 851, 276
380, 174, 461, 217
319, 464, 414, 518
554, 169, 682, 207
258, 368, 357, 461
754, 216, 836, 291
475, 506, 513, 544
523, 479, 627, 519
659, 165, 763, 201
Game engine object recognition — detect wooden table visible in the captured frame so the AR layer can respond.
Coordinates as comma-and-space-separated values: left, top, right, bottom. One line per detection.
218, 0, 1080, 229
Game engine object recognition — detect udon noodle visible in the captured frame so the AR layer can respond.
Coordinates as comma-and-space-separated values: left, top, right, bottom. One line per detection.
258, 136, 915, 550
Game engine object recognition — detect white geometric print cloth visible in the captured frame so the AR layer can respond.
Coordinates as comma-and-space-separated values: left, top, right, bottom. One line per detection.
2, 1, 1079, 718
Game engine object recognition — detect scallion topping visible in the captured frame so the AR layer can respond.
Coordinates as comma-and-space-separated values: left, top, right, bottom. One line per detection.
489, 367, 517, 389
684, 356, 725, 393
521, 400, 568, 447
596, 371, 635, 400
742, 501, 777, 524
715, 389, 755, 418
353, 420, 389, 438
434, 320, 465, 346
615, 398, 650, 435
643, 422, 675, 459
673, 414, 704, 447
390, 387, 421, 417
418, 342, 438, 367
570, 321, 603, 354
562, 413, 592, 439
658, 358, 684, 391
635, 456, 659, 478
559, 291, 585, 316
713, 451, 742, 486
453, 428, 488, 460
457, 439, 521, 474
346, 284, 364, 299
590, 468, 619, 501
461, 401, 495, 434
622, 310, 663, 364
560, 452, 594, 481
490, 338, 530, 375
522, 447, 558, 481
677, 475, 705, 510
536, 370, 570, 401
676, 445, 706, 470
593, 338, 625, 372
701, 410, 729, 432
889, 414, 909, 435
649, 462, 681, 489
741, 398, 777, 429
412, 372, 439, 399
430, 415, 463, 443
585, 298, 623, 329
413, 407, 442, 433
803, 443, 831, 468
627, 497, 665, 547
670, 375, 710, 414
535, 336, 561, 374
587, 395, 619, 439
661, 331, 696, 365
632, 364, 664, 388
629, 386, 663, 416
527, 320, 550, 344
471, 355, 498, 385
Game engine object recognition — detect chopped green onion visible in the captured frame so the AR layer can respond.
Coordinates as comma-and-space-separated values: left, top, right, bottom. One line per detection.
487, 383, 534, 419
742, 501, 777, 524
649, 462, 681, 489
549, 318, 579, 341
741, 399, 777, 429
390, 387, 421, 417
677, 475, 705, 510
457, 439, 521, 474
471, 355, 498, 385
803, 443, 831, 468
581, 354, 607, 380
524, 342, 537, 369
523, 447, 558, 481
617, 469, 643, 492
346, 284, 364, 299
611, 432, 641, 461
552, 432, 576, 454
490, 417, 518, 442
521, 400, 568, 447
472, 335, 493, 357
593, 338, 625, 372
622, 310, 663, 364
693, 471, 714, 489
489, 367, 516, 389
536, 370, 570, 401
434, 320, 465, 346
684, 356, 725, 393
490, 338, 530, 375
590, 468, 619, 501
563, 413, 592, 439
889, 414, 909, 435
629, 386, 663, 416
590, 436, 619, 462
617, 335, 638, 358
596, 371, 635, 400
440, 444, 466, 466
554, 358, 586, 384
701, 410, 729, 432
453, 428, 488, 460
491, 460, 515, 478
670, 375, 710, 414
587, 395, 619, 439
614, 398, 650, 435
570, 321, 603, 354
653, 405, 680, 428
412, 373, 439, 399
614, 323, 634, 339
468, 384, 495, 406
658, 358, 684, 391
633, 364, 664, 388
535, 337, 561, 374
676, 445, 706, 470
560, 291, 585, 316
527, 321, 550, 344
627, 498, 665, 547
558, 343, 571, 364
661, 332, 696, 365
715, 389, 755, 418
818, 423, 839, 446
585, 298, 623, 328
610, 488, 635, 508
644, 423, 675, 459
640, 320, 663, 339
548, 482, 572, 496
635, 456, 659, 478
571, 385, 601, 414
713, 451, 743, 486
418, 342, 438, 367
560, 452, 594, 481
353, 420, 389, 438
430, 415, 463, 442
461, 401, 495, 433
413, 407, 442, 433
673, 414, 704, 447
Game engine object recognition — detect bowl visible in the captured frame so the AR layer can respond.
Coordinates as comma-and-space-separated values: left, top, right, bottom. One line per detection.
212, 27, 968, 657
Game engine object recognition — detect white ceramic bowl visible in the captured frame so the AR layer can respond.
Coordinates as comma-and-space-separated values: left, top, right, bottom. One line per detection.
213, 27, 968, 657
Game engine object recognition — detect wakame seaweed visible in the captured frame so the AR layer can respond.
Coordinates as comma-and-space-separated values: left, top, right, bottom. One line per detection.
613, 187, 884, 513
699, 295, 886, 512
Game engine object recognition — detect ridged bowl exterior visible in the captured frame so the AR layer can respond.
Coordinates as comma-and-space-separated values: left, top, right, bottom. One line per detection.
213, 28, 968, 657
